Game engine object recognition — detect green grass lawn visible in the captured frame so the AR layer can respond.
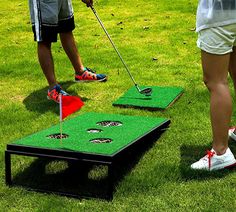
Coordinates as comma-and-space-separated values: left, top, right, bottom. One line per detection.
1, 0, 236, 210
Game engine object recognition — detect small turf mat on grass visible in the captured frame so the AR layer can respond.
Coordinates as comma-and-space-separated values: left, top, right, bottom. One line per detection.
11, 112, 168, 156
113, 86, 184, 110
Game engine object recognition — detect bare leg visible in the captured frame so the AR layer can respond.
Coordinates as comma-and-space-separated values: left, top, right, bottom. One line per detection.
201, 50, 231, 155
59, 31, 84, 74
38, 42, 57, 88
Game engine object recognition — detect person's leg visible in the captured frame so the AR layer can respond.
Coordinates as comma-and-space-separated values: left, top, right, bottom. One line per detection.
38, 41, 70, 102
201, 50, 231, 155
59, 31, 84, 74
38, 41, 70, 103
191, 50, 236, 171
59, 31, 107, 82
58, 1, 107, 82
37, 41, 57, 89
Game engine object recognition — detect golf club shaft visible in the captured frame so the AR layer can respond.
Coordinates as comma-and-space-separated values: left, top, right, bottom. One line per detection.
90, 6, 141, 91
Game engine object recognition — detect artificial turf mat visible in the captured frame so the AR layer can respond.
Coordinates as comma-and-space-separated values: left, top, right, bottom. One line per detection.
12, 113, 168, 156
113, 86, 184, 109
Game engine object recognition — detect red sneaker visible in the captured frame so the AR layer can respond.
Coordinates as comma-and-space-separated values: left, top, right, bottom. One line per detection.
75, 67, 107, 82
47, 84, 69, 103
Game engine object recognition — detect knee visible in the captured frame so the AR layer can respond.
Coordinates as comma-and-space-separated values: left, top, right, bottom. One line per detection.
203, 77, 228, 92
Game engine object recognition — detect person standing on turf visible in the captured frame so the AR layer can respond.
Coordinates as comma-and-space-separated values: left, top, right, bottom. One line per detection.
28, 0, 107, 103
191, 0, 236, 171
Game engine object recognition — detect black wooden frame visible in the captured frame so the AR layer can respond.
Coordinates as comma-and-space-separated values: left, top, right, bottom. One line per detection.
5, 120, 170, 200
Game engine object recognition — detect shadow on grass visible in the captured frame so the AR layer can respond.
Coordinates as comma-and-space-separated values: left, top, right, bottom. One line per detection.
11, 128, 168, 200
23, 81, 89, 114
13, 158, 110, 199
180, 142, 236, 181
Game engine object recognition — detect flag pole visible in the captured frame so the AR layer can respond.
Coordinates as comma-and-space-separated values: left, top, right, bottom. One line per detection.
59, 93, 63, 144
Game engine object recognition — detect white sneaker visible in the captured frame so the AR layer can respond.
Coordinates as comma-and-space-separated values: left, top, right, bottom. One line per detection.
229, 127, 236, 141
191, 148, 236, 171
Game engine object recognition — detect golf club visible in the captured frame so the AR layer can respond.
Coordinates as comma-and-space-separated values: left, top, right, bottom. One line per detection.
90, 6, 152, 96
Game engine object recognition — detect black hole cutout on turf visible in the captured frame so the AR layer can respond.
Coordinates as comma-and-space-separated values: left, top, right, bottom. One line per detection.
89, 138, 112, 144
47, 133, 69, 139
87, 128, 103, 133
96, 121, 123, 127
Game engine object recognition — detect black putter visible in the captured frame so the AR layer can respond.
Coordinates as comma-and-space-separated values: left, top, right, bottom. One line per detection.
90, 6, 152, 96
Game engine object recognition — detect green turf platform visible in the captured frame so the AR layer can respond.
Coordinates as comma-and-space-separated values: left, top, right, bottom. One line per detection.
12, 112, 168, 156
113, 86, 184, 110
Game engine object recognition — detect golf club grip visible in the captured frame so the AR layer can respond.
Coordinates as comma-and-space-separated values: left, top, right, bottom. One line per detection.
90, 6, 139, 87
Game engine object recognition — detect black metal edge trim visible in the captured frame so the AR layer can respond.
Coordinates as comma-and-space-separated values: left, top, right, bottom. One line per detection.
6, 145, 113, 163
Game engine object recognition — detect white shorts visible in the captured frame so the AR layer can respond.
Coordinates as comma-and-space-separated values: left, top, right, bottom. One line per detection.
197, 23, 236, 55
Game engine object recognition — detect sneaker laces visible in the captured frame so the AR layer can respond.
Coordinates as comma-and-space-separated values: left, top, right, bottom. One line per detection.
206, 150, 215, 170
85, 67, 96, 74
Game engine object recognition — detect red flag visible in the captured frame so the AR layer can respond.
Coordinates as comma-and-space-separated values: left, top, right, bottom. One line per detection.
60, 95, 84, 120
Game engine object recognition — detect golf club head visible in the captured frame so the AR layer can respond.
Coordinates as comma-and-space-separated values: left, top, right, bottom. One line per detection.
140, 87, 152, 96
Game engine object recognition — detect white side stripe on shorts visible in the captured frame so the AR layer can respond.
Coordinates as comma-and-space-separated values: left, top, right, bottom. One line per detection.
33, 0, 42, 42
68, 0, 74, 15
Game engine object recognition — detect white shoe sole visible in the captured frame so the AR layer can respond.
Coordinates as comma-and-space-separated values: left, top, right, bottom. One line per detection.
191, 161, 236, 171
74, 77, 107, 83
210, 160, 236, 171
